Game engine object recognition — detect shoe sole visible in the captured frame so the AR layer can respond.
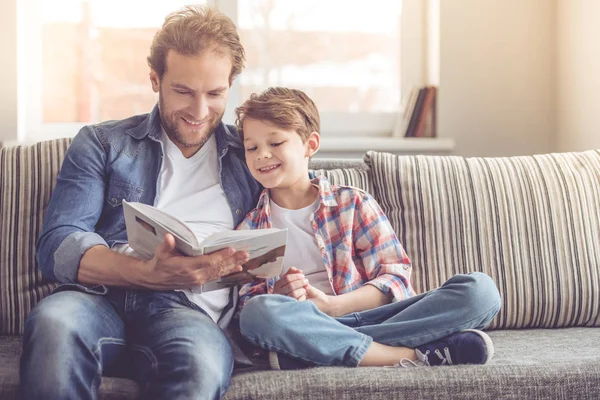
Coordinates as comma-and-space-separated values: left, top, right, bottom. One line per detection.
461, 329, 495, 363
268, 351, 282, 370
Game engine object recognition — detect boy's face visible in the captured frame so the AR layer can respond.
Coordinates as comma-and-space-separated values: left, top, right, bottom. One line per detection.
150, 50, 231, 158
242, 118, 319, 190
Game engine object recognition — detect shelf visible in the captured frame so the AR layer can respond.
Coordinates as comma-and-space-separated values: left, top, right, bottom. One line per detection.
316, 137, 455, 159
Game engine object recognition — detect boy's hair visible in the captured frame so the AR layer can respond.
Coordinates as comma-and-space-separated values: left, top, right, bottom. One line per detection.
235, 87, 320, 142
147, 5, 245, 84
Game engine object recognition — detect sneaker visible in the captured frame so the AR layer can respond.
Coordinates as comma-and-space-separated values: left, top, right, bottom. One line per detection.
402, 329, 494, 367
268, 351, 311, 370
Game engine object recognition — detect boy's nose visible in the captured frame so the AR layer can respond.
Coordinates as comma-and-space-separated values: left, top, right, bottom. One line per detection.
257, 149, 271, 160
257, 150, 272, 161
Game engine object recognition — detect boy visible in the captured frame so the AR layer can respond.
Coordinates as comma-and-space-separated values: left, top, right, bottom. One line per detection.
235, 87, 501, 370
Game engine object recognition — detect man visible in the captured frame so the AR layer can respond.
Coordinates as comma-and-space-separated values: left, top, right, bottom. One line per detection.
19, 5, 261, 399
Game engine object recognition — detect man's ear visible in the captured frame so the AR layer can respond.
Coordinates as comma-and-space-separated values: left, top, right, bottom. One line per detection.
305, 132, 320, 157
150, 70, 160, 93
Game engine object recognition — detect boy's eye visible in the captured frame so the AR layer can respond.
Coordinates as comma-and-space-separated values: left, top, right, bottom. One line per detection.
245, 146, 257, 152
271, 141, 285, 147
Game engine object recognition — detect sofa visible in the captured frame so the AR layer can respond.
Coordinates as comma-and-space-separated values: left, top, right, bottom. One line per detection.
1, 138, 599, 399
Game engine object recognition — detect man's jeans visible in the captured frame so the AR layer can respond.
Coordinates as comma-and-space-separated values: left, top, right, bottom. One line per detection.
19, 288, 233, 400
240, 272, 502, 367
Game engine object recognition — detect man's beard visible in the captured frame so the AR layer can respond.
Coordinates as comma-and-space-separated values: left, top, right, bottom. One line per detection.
158, 96, 222, 151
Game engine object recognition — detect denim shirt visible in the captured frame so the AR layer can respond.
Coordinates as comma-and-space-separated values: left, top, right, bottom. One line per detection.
36, 105, 262, 290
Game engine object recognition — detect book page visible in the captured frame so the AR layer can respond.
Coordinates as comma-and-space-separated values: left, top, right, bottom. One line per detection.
200, 228, 287, 292
124, 201, 197, 246
123, 201, 202, 258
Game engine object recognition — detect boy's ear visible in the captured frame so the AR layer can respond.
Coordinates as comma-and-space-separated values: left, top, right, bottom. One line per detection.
305, 132, 320, 157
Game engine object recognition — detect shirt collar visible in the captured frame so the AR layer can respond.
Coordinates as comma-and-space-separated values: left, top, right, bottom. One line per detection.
255, 175, 339, 211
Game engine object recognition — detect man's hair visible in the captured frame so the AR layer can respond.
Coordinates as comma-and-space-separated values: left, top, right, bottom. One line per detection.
147, 5, 245, 84
235, 87, 320, 142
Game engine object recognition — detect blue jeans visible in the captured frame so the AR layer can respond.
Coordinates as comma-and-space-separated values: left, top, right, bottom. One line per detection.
239, 272, 501, 367
19, 288, 234, 400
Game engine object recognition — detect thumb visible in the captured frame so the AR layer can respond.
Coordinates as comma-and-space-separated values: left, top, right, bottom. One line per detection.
288, 266, 302, 274
155, 233, 177, 258
305, 283, 319, 296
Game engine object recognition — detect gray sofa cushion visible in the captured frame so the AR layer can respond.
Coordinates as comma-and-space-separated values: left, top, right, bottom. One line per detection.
365, 150, 600, 329
2, 329, 599, 399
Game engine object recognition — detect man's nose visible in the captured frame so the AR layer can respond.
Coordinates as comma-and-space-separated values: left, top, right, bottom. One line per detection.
191, 96, 209, 120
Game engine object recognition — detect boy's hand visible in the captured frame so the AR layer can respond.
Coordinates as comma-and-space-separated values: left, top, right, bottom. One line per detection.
273, 266, 307, 301
304, 283, 336, 316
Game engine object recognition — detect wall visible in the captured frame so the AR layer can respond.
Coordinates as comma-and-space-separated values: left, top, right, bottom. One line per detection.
6, 1, 599, 155
438, 0, 556, 156
0, 0, 18, 143
556, 0, 600, 152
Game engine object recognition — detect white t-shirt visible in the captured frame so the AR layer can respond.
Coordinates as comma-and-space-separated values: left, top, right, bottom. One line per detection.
115, 131, 235, 325
269, 197, 334, 295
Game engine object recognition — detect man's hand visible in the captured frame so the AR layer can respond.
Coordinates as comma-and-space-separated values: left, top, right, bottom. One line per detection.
141, 233, 249, 290
273, 266, 308, 301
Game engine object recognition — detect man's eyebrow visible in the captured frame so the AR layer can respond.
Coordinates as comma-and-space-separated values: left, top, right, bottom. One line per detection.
171, 83, 194, 91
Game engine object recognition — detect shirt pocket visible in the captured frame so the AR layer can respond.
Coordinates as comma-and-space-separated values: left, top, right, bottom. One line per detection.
106, 180, 143, 208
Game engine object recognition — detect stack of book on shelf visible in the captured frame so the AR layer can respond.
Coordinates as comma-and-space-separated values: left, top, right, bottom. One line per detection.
393, 85, 437, 138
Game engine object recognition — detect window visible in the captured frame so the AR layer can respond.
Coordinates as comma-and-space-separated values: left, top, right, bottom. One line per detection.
19, 0, 421, 142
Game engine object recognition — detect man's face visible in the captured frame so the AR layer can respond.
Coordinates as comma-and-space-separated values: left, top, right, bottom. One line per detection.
150, 50, 232, 158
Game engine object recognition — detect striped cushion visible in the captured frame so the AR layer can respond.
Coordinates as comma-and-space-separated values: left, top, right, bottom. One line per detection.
309, 167, 373, 195
365, 150, 600, 329
0, 138, 72, 335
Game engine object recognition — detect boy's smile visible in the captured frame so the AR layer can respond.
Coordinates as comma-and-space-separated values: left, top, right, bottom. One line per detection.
243, 117, 320, 209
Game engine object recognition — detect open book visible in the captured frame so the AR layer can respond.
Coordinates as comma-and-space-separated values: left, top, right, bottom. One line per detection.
122, 201, 287, 292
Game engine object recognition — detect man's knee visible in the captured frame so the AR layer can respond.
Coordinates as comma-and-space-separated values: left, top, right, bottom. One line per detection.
24, 292, 86, 343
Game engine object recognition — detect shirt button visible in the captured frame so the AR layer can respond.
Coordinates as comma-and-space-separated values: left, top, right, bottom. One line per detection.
236, 209, 241, 215
111, 198, 118, 205
404, 265, 410, 270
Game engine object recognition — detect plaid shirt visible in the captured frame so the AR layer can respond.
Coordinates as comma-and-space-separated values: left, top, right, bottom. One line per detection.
237, 176, 415, 307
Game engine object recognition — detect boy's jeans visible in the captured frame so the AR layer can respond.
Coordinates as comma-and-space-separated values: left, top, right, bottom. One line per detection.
240, 272, 502, 367
19, 288, 233, 400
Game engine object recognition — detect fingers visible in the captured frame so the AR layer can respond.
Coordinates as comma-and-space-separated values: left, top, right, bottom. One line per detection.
275, 275, 307, 297
288, 287, 307, 301
155, 233, 178, 258
193, 247, 249, 283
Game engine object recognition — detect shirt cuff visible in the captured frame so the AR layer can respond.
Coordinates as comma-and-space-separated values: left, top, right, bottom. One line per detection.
53, 231, 108, 283
366, 274, 409, 302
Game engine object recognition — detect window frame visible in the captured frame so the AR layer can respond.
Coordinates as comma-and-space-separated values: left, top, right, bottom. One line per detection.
18, 0, 428, 143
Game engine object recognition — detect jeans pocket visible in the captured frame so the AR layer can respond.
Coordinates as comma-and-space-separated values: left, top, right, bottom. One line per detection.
51, 282, 109, 296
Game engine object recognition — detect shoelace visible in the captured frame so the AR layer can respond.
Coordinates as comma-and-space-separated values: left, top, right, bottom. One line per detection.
391, 346, 454, 368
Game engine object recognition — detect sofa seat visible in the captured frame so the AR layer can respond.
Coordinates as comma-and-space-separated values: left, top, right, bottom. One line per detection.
1, 328, 599, 399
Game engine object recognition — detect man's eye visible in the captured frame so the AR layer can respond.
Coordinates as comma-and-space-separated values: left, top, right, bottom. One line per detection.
175, 90, 190, 95
209, 92, 223, 97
